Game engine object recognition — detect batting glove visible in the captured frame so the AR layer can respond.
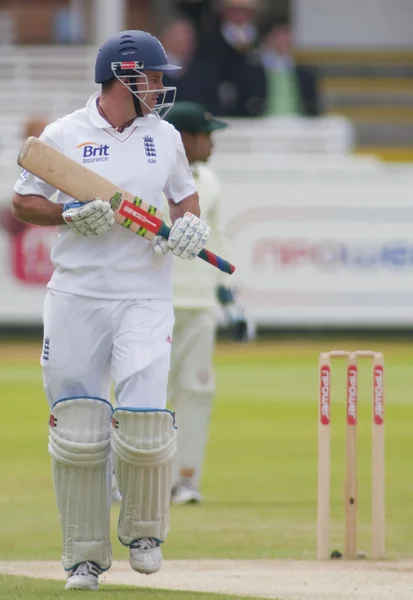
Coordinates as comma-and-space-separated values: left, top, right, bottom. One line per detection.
167, 212, 211, 260
62, 198, 115, 236
151, 235, 170, 256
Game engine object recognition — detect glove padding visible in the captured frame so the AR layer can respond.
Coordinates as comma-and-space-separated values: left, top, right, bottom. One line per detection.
62, 198, 115, 236
167, 212, 211, 260
151, 235, 170, 256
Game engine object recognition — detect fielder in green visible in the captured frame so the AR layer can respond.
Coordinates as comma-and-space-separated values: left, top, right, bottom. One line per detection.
155, 101, 255, 503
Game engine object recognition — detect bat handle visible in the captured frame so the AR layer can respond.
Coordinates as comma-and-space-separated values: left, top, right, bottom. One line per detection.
158, 223, 235, 275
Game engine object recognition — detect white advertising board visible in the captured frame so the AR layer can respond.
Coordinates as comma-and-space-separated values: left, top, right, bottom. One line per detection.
0, 223, 56, 324
211, 154, 413, 327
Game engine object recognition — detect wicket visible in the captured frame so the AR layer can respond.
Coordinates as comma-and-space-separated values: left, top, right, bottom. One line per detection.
317, 350, 385, 560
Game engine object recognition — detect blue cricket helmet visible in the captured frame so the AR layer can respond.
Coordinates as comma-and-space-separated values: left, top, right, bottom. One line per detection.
95, 30, 180, 84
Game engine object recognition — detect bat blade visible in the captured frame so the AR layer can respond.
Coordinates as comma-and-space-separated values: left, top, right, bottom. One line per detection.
18, 137, 235, 274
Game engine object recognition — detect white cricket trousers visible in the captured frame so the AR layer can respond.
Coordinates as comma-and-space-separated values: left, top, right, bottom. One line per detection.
169, 308, 216, 489
41, 290, 174, 409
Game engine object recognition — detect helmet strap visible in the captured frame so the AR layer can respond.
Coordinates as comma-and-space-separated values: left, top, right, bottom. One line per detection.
132, 92, 143, 118
126, 78, 143, 118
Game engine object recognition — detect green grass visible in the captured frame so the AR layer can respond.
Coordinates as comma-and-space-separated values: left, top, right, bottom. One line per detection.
1, 337, 413, 573
0, 574, 263, 600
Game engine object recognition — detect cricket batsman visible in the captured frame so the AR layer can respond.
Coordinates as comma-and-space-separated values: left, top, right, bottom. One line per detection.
152, 101, 254, 504
11, 31, 211, 591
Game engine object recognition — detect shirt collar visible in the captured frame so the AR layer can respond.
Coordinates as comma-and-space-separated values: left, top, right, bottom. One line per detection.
86, 91, 151, 129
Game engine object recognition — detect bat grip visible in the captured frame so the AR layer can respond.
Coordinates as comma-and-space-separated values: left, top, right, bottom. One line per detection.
158, 223, 235, 275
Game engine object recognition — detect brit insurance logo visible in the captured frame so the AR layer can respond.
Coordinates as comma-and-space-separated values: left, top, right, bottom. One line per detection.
77, 142, 110, 164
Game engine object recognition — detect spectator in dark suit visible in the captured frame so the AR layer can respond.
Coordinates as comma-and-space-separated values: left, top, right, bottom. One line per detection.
163, 1, 267, 117
161, 16, 223, 115
261, 22, 321, 117
209, 0, 267, 117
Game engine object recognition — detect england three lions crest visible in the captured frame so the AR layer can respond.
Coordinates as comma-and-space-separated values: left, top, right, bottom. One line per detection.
144, 135, 156, 163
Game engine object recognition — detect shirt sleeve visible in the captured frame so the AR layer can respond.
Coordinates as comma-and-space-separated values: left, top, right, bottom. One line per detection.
163, 129, 197, 204
13, 121, 63, 200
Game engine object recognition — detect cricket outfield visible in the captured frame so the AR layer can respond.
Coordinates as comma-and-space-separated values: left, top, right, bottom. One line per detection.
0, 338, 412, 599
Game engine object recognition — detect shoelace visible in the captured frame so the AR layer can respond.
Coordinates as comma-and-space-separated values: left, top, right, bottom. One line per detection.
70, 561, 99, 578
130, 537, 158, 551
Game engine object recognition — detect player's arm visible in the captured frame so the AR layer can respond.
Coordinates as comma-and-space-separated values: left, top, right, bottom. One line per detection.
12, 190, 114, 236
167, 191, 200, 221
13, 122, 114, 236
12, 192, 65, 225
153, 191, 208, 260
13, 123, 65, 226
156, 191, 208, 260
207, 172, 254, 341
154, 133, 210, 260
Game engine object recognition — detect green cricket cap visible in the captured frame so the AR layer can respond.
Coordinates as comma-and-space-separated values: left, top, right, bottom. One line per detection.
165, 101, 228, 134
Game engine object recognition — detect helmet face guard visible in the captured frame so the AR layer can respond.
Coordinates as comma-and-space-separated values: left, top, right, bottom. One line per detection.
111, 61, 177, 120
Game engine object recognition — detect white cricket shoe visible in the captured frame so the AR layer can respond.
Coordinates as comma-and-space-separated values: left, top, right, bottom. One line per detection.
65, 561, 100, 590
171, 481, 203, 505
129, 538, 162, 574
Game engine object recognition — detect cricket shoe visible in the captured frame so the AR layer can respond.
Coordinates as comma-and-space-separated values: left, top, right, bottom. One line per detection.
171, 481, 203, 505
65, 561, 100, 590
129, 538, 162, 574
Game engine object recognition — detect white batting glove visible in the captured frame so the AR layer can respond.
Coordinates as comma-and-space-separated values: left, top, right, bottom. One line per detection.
167, 212, 211, 260
151, 235, 170, 256
62, 198, 115, 236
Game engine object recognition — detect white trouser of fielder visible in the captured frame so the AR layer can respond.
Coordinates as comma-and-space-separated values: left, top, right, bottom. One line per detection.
169, 309, 216, 490
42, 290, 174, 571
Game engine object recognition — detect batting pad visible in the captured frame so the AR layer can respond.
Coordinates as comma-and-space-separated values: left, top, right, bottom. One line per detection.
111, 409, 177, 545
48, 397, 113, 571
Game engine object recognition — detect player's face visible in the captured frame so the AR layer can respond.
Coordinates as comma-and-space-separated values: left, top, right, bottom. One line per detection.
192, 132, 213, 162
137, 70, 164, 114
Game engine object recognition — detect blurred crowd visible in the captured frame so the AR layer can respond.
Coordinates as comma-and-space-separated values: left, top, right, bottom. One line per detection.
162, 0, 321, 118
0, 0, 321, 120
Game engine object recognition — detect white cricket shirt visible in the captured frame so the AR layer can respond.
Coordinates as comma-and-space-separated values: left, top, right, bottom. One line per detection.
169, 163, 231, 309
13, 92, 197, 300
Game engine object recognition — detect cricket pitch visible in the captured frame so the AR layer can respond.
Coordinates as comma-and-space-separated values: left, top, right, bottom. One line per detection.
1, 559, 413, 599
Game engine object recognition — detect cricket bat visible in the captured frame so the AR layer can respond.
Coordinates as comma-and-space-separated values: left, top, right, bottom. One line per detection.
17, 137, 235, 275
